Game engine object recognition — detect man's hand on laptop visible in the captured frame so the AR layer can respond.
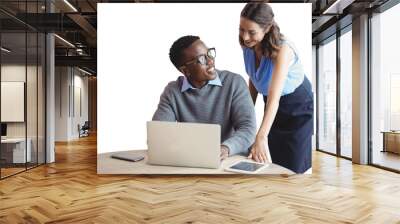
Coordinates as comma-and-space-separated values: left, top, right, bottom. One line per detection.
220, 145, 230, 160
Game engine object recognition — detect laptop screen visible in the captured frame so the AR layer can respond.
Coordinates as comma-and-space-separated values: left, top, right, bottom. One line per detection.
1, 123, 7, 137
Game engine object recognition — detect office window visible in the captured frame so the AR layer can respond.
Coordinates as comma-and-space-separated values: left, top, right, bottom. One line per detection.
371, 3, 400, 171
339, 29, 352, 158
318, 37, 337, 154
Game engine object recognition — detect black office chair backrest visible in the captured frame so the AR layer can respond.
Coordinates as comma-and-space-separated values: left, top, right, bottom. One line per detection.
82, 121, 90, 129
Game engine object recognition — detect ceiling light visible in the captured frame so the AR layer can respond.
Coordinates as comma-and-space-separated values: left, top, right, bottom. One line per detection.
78, 67, 93, 76
322, 0, 355, 15
1, 47, 11, 53
63, 0, 78, 12
54, 34, 75, 48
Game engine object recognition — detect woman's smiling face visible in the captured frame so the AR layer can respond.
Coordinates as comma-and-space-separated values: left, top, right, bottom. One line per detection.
239, 17, 269, 48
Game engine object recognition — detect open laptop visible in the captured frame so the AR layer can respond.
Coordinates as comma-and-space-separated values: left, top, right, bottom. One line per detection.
147, 121, 221, 169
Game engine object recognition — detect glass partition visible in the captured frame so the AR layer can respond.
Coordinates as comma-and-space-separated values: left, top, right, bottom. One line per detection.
317, 37, 337, 155
38, 32, 45, 165
27, 31, 38, 169
26, 0, 44, 169
0, 1, 46, 179
1, 31, 28, 178
371, 3, 400, 171
339, 29, 352, 158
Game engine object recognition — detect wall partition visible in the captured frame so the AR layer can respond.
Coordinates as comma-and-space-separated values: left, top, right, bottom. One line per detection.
0, 1, 46, 179
54, 66, 90, 142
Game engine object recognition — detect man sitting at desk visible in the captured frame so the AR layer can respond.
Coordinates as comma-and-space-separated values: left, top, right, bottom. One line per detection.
152, 35, 256, 160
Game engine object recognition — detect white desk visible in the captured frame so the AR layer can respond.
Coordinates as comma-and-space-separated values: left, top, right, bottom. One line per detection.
1, 138, 31, 163
98, 150, 295, 175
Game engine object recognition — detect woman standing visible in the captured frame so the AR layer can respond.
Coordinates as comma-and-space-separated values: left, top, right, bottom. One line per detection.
239, 2, 313, 173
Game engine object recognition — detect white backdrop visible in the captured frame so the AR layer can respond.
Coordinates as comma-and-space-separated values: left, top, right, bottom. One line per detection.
98, 3, 311, 153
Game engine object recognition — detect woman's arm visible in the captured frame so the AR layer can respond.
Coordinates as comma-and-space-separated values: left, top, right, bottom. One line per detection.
248, 44, 294, 163
249, 79, 258, 105
257, 44, 293, 139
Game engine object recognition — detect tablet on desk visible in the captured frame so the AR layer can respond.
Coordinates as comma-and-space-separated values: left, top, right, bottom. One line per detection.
110, 152, 144, 162
225, 160, 268, 174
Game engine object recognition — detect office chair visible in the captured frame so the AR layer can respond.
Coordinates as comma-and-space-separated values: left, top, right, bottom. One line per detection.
79, 121, 90, 138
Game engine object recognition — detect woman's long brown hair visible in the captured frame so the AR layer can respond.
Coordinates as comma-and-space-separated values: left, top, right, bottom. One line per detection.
240, 2, 284, 59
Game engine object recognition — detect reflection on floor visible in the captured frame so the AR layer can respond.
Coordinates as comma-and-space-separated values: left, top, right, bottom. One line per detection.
373, 150, 400, 171
0, 167, 25, 177
341, 147, 352, 159
0, 162, 40, 178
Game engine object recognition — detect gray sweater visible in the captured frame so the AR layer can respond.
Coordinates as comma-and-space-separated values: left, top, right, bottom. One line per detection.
152, 70, 256, 156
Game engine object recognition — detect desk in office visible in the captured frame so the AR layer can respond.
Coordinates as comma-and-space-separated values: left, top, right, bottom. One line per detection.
381, 131, 400, 154
97, 150, 295, 175
1, 138, 32, 163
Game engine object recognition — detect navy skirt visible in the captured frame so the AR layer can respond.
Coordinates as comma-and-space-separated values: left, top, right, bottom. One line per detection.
263, 77, 314, 173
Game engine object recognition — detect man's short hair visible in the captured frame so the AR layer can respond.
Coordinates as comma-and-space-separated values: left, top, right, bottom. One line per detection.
169, 35, 200, 70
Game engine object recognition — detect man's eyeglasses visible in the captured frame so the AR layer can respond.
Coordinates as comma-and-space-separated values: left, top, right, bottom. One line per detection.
183, 48, 216, 66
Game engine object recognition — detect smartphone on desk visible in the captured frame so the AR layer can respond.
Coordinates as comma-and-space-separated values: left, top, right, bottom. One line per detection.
110, 152, 144, 162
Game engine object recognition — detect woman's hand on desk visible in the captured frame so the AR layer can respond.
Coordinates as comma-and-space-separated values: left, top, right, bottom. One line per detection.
248, 136, 272, 164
